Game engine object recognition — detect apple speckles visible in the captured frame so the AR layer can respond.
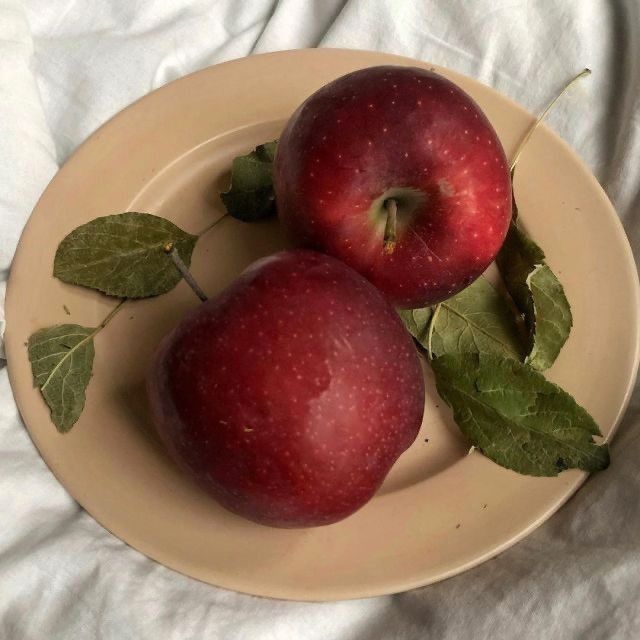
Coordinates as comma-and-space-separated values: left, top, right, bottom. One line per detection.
274, 67, 511, 310
438, 179, 454, 197
417, 100, 423, 107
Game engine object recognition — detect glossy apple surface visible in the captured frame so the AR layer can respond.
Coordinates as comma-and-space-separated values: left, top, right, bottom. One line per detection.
274, 65, 512, 308
147, 250, 424, 528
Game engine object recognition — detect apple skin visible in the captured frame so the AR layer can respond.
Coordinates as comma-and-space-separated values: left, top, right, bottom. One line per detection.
147, 250, 424, 528
273, 65, 512, 308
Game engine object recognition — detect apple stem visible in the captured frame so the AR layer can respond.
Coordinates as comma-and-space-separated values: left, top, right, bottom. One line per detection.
510, 68, 591, 174
383, 198, 398, 254
164, 244, 208, 302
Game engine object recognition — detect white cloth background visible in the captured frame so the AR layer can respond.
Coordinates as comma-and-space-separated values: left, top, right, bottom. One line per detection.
1, 1, 639, 638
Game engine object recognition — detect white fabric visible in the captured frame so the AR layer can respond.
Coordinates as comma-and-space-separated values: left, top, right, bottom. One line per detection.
1, 1, 639, 637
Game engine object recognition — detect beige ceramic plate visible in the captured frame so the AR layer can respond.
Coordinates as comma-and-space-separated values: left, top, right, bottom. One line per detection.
5, 49, 640, 601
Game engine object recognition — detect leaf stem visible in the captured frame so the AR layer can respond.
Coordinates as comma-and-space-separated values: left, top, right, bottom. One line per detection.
97, 299, 127, 330
197, 214, 228, 238
383, 198, 398, 254
510, 68, 591, 173
164, 245, 208, 302
427, 303, 441, 360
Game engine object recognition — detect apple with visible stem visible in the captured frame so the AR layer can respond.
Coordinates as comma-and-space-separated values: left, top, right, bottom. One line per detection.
147, 249, 424, 528
273, 65, 512, 308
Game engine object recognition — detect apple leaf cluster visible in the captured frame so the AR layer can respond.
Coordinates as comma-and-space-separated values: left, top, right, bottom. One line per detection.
401, 187, 607, 476
25, 144, 609, 478
29, 213, 197, 432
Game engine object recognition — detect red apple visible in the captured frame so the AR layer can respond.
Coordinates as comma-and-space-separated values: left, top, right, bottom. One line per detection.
147, 250, 424, 528
274, 65, 512, 308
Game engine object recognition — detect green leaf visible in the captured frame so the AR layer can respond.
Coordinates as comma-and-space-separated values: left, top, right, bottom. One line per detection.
497, 214, 572, 371
526, 265, 573, 370
54, 212, 197, 298
496, 221, 544, 317
28, 324, 96, 433
254, 140, 277, 162
397, 307, 432, 344
220, 140, 278, 222
431, 352, 609, 476
401, 278, 524, 360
